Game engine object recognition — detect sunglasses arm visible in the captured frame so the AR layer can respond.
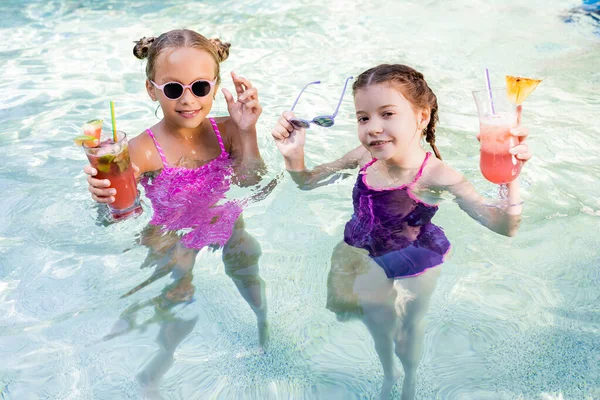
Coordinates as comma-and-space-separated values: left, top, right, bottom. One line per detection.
290, 80, 321, 111
331, 76, 353, 118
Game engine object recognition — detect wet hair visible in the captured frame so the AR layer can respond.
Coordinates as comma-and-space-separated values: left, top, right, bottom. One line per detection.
132, 29, 231, 85
352, 64, 442, 160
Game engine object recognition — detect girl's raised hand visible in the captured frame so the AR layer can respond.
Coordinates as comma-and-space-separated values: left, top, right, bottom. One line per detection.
222, 71, 262, 132
271, 111, 306, 160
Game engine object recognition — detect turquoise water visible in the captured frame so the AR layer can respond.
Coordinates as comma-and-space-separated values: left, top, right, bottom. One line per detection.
1, 0, 599, 399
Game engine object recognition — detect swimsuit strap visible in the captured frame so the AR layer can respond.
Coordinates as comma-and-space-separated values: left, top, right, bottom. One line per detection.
409, 152, 431, 186
360, 157, 378, 173
360, 152, 431, 186
146, 120, 225, 168
145, 128, 169, 167
209, 118, 226, 155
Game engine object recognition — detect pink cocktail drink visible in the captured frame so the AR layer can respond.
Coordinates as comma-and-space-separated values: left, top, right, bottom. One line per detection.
479, 113, 521, 184
472, 88, 520, 185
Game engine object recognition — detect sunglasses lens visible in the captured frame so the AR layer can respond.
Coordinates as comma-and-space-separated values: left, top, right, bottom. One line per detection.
163, 83, 184, 99
192, 81, 212, 97
291, 119, 310, 129
313, 117, 334, 127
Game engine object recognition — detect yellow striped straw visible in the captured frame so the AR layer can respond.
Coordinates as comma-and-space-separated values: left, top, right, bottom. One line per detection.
110, 101, 117, 142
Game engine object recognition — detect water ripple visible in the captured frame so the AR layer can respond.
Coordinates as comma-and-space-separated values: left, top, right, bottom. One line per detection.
1, 0, 599, 398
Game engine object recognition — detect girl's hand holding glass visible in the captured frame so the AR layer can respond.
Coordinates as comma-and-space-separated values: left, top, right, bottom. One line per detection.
84, 163, 140, 204
507, 125, 532, 163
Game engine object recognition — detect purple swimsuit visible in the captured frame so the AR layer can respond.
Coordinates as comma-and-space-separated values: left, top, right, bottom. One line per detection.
343, 152, 451, 279
141, 118, 244, 250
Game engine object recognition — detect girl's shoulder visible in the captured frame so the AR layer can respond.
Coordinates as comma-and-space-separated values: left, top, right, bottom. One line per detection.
128, 128, 164, 174
418, 156, 466, 190
129, 128, 153, 148
211, 115, 231, 127
354, 146, 373, 169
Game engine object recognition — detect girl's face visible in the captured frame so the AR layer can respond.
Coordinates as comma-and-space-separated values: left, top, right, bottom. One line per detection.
354, 83, 429, 162
147, 47, 218, 129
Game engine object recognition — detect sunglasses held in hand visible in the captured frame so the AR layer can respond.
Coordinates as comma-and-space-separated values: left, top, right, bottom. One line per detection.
290, 76, 353, 129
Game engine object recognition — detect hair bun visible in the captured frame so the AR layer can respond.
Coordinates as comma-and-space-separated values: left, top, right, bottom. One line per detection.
133, 36, 156, 59
410, 70, 424, 81
209, 38, 231, 62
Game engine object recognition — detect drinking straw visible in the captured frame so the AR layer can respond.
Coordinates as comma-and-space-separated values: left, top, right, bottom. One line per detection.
485, 68, 495, 115
110, 101, 117, 142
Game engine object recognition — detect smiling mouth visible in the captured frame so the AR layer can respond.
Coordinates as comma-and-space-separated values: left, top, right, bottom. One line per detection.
177, 110, 200, 118
369, 140, 392, 146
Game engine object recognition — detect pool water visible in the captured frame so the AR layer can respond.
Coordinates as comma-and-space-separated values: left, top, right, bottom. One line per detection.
1, 0, 599, 399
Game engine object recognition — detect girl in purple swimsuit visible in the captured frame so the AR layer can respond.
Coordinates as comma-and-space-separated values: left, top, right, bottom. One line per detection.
272, 64, 533, 399
84, 29, 268, 350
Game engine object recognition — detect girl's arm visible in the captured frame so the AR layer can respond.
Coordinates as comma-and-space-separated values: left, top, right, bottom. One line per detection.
438, 166, 523, 236
222, 117, 266, 187
221, 72, 266, 186
271, 111, 368, 190
432, 125, 531, 236
286, 146, 367, 190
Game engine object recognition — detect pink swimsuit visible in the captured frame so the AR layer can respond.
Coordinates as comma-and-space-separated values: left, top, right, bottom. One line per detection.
140, 118, 244, 250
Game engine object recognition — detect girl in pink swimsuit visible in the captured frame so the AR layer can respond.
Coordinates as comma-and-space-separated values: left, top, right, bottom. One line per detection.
84, 29, 268, 350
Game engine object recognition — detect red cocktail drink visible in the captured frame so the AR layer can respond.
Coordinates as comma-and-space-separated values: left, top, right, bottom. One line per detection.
83, 130, 142, 220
